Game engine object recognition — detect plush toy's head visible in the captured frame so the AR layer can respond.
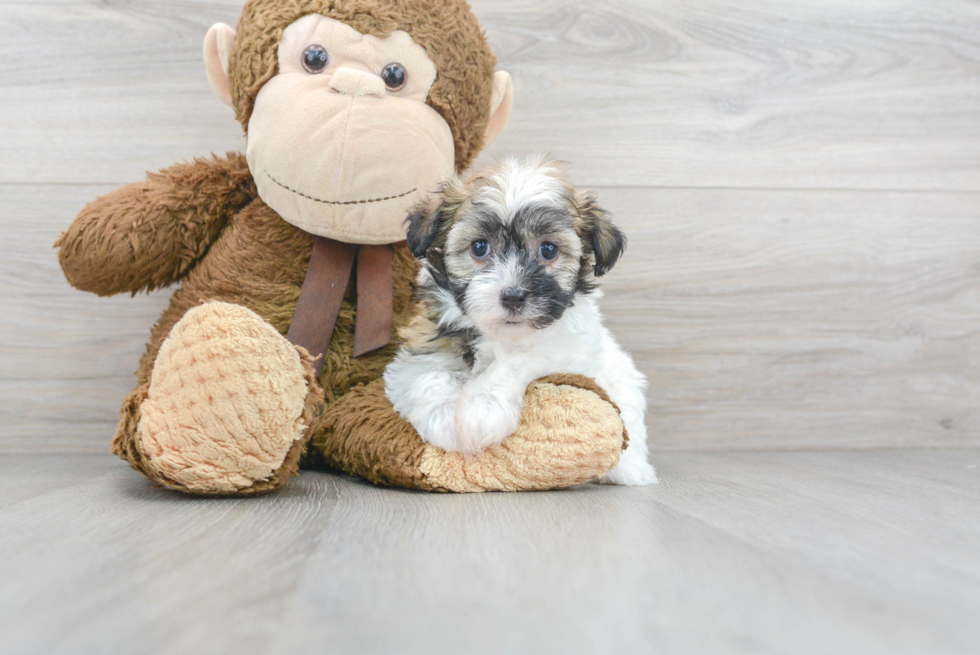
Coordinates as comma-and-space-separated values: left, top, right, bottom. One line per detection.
203, 0, 513, 245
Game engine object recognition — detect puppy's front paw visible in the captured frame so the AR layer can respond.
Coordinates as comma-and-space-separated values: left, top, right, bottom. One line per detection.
413, 401, 461, 453
455, 392, 521, 456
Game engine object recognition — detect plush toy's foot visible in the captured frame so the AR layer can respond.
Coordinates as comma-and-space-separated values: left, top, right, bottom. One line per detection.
112, 301, 319, 495
308, 373, 625, 492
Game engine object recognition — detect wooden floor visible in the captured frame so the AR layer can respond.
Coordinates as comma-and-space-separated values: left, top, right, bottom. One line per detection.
1, 450, 978, 655
2, 0, 980, 652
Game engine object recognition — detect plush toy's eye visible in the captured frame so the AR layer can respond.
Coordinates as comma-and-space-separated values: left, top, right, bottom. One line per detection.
381, 63, 407, 90
302, 45, 329, 74
538, 242, 559, 261
471, 240, 491, 260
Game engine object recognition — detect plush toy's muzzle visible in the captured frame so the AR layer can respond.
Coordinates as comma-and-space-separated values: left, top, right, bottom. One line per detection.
244, 14, 457, 244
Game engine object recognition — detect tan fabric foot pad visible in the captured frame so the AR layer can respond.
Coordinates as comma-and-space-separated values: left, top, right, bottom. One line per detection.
135, 301, 317, 494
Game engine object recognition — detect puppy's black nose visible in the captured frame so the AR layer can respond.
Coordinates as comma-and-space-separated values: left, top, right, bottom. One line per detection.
501, 287, 527, 311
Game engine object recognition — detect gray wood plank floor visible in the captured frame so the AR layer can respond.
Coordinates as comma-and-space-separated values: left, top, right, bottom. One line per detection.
1, 450, 978, 655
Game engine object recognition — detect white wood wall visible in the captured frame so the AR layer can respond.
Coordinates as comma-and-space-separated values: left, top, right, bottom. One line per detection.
2, 0, 978, 453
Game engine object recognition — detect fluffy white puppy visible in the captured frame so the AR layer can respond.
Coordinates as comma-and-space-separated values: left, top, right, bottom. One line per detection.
384, 157, 657, 485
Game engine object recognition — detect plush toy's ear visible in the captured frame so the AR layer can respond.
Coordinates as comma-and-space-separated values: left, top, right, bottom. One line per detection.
577, 191, 626, 277
204, 23, 236, 107
483, 71, 514, 148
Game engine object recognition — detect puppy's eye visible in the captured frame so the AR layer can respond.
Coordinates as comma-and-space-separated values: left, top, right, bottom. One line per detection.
302, 45, 329, 74
381, 63, 407, 90
470, 240, 491, 260
538, 242, 559, 261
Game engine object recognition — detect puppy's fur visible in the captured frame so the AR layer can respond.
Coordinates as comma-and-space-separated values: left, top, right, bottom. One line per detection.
384, 157, 657, 485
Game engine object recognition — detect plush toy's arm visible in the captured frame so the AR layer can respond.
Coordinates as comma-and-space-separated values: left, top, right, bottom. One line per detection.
308, 375, 626, 492
56, 152, 256, 296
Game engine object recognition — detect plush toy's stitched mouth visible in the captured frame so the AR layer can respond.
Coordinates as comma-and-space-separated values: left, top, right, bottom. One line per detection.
265, 171, 417, 206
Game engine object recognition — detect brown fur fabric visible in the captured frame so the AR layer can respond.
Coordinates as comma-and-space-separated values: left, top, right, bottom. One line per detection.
83, 154, 417, 492
124, 187, 417, 393
306, 378, 428, 488
229, 0, 497, 172
56, 153, 256, 296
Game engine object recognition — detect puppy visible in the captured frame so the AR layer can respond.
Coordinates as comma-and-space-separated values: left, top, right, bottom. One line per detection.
383, 157, 657, 485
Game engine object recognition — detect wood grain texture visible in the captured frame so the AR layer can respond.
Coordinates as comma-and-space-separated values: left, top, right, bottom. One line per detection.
2, 0, 980, 453
4, 183, 977, 452
474, 0, 980, 190
1, 0, 979, 189
600, 187, 980, 450
0, 450, 977, 655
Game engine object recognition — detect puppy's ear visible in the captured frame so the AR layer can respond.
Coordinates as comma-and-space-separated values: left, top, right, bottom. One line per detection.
405, 177, 467, 259
577, 191, 626, 277
405, 196, 443, 259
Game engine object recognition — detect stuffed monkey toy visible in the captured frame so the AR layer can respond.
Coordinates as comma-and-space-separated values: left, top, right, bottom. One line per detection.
56, 0, 628, 495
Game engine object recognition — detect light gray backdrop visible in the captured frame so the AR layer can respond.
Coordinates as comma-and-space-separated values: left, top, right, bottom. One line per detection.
2, 0, 979, 452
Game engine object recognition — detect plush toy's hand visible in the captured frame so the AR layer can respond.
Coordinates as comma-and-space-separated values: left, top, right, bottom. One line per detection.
56, 153, 256, 296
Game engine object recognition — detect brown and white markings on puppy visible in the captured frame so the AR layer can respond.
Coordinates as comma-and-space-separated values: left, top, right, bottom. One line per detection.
400, 156, 626, 366
397, 296, 482, 367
